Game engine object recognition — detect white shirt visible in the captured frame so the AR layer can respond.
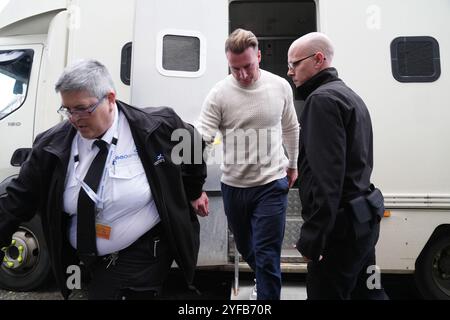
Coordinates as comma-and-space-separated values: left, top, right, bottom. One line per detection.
63, 104, 160, 255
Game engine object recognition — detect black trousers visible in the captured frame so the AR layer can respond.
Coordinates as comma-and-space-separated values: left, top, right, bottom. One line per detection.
87, 223, 174, 300
306, 214, 389, 300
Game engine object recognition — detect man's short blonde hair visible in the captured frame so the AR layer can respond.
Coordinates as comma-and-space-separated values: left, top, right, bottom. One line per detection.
225, 28, 258, 54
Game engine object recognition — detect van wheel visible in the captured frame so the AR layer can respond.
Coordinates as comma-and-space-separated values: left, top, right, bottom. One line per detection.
415, 233, 450, 299
0, 215, 52, 291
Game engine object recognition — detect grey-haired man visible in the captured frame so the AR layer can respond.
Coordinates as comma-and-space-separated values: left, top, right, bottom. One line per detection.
0, 59, 208, 299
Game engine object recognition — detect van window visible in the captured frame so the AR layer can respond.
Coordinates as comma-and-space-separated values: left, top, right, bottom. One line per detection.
229, 1, 316, 37
0, 50, 33, 120
120, 42, 132, 85
163, 35, 200, 72
390, 36, 440, 82
156, 29, 206, 78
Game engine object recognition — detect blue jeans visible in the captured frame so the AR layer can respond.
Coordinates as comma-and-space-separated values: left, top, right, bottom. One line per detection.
221, 177, 288, 300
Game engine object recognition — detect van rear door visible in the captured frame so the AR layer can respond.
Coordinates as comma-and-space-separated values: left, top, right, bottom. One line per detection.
131, 0, 229, 266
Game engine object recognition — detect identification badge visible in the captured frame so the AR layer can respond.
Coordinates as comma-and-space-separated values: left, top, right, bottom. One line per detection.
96, 223, 112, 240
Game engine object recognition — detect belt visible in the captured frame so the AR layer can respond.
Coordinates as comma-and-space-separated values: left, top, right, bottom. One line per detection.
74, 221, 163, 266
136, 222, 163, 242
100, 222, 163, 257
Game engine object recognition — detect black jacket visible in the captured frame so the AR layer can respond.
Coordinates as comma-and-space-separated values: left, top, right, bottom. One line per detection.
296, 68, 374, 261
0, 101, 206, 298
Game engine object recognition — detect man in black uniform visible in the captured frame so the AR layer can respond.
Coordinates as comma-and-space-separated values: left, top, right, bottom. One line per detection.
0, 59, 208, 299
287, 32, 388, 299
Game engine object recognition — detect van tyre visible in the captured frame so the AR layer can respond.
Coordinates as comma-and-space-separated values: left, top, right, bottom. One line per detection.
415, 233, 450, 300
0, 215, 52, 291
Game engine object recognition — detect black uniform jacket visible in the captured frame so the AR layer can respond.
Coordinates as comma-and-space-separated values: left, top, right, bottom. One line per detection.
296, 68, 374, 261
0, 101, 206, 298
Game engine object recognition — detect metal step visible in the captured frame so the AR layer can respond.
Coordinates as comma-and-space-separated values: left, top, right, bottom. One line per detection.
218, 262, 308, 273
230, 279, 307, 300
227, 189, 304, 258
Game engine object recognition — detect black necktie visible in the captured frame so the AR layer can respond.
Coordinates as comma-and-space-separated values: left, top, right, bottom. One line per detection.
77, 139, 109, 267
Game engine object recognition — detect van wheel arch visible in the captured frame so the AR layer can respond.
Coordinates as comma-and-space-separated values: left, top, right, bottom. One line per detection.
0, 214, 52, 291
415, 225, 450, 300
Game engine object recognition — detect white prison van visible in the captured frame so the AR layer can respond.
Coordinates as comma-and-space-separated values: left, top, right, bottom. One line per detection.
0, 0, 449, 299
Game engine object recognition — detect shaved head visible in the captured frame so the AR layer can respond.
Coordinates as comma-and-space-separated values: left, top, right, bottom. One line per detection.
288, 32, 334, 64
287, 32, 334, 87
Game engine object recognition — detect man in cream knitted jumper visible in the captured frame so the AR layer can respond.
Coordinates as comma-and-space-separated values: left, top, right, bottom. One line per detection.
200, 69, 298, 187
198, 29, 299, 300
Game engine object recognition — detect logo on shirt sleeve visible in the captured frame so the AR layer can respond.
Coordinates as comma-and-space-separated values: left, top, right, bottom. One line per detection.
154, 153, 166, 166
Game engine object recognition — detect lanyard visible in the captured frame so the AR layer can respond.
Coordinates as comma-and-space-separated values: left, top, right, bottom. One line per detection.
73, 126, 119, 211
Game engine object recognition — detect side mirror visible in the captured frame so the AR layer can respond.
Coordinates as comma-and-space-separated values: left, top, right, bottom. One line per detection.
13, 81, 23, 95
10, 148, 31, 167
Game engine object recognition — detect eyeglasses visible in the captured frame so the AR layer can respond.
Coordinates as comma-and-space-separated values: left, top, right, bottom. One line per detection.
287, 53, 317, 70
57, 95, 107, 118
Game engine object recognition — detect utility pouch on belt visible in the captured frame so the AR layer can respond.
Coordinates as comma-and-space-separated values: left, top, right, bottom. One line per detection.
366, 188, 385, 222
348, 186, 385, 239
